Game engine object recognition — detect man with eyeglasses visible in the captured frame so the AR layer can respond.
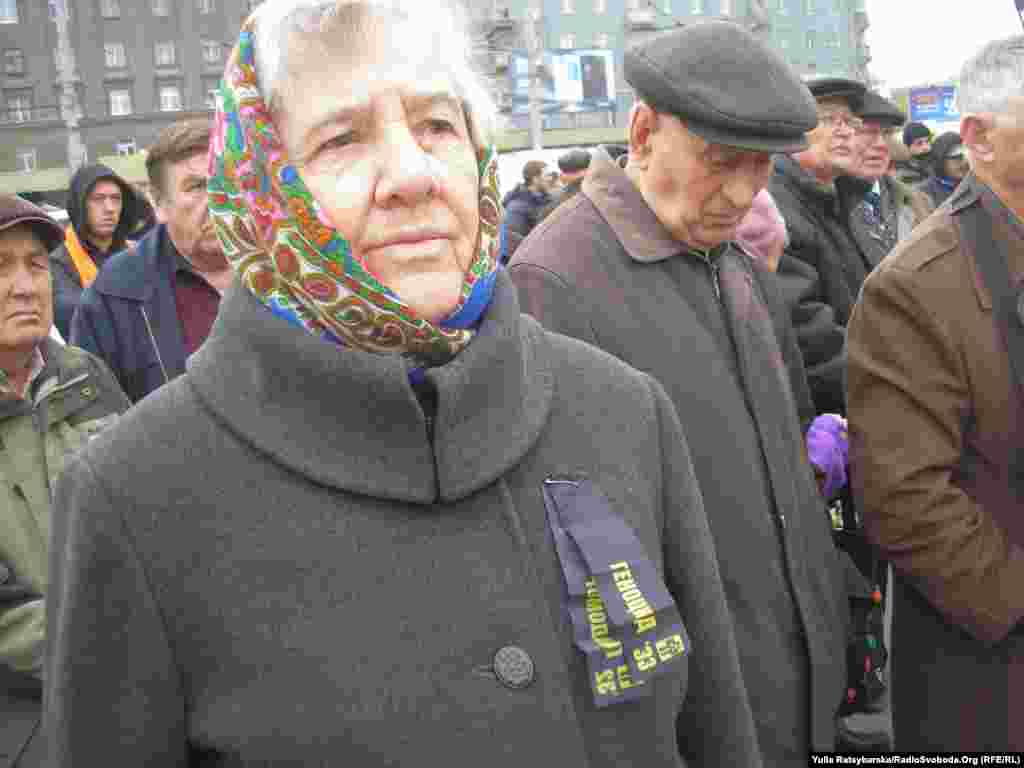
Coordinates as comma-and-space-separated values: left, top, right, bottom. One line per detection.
769, 77, 869, 416
839, 91, 934, 270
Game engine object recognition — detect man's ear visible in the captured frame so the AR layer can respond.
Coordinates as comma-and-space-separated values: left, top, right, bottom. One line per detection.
628, 102, 657, 168
961, 113, 996, 165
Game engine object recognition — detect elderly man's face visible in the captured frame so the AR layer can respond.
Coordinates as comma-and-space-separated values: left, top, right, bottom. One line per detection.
987, 97, 1024, 189
803, 97, 860, 176
852, 121, 896, 180
632, 109, 773, 250
156, 151, 225, 272
0, 225, 52, 361
276, 21, 480, 324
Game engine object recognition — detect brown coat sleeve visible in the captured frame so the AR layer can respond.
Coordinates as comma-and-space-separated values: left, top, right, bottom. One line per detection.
847, 264, 1024, 644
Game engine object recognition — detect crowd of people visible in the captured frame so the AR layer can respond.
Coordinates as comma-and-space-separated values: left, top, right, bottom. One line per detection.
1, 0, 1023, 764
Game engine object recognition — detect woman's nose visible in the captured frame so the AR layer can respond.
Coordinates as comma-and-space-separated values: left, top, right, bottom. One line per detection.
374, 127, 438, 207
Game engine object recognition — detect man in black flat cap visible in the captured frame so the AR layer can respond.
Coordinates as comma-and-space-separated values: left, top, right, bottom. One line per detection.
840, 91, 934, 270
538, 148, 591, 222
509, 21, 848, 766
769, 77, 870, 417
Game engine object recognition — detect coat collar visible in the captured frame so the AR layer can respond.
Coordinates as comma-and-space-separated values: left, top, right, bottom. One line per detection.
581, 148, 686, 264
188, 269, 554, 505
954, 174, 1024, 312
90, 224, 176, 302
774, 155, 840, 211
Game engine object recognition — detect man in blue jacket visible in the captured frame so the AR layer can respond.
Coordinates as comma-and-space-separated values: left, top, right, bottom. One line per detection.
498, 160, 554, 264
71, 119, 233, 403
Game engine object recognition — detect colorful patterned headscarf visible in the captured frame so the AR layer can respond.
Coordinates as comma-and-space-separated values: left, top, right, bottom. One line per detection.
207, 18, 502, 365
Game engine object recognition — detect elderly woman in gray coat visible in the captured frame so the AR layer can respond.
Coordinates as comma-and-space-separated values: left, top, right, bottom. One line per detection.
43, 2, 760, 765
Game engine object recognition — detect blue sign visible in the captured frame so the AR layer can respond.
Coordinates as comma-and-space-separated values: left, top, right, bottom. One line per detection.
909, 86, 959, 122
504, 49, 616, 115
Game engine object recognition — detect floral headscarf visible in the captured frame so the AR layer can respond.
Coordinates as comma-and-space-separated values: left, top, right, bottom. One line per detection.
207, 18, 502, 365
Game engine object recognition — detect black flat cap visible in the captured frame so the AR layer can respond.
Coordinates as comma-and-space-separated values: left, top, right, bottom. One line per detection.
557, 149, 592, 174
624, 21, 818, 153
857, 91, 905, 127
804, 77, 867, 110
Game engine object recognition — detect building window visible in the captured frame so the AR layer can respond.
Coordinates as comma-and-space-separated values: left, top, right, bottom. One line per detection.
155, 41, 176, 67
806, 30, 815, 50
5, 92, 31, 122
628, 0, 641, 10
594, 0, 606, 13
804, 0, 814, 13
777, 0, 787, 14
159, 85, 182, 111
779, 37, 790, 49
720, 0, 731, 15
595, 32, 610, 48
104, 42, 126, 69
109, 88, 132, 116
827, 32, 841, 48
197, 0, 214, 13
664, 0, 672, 12
0, 0, 17, 24
115, 139, 136, 156
561, 0, 574, 13
4, 48, 24, 75
559, 34, 575, 50
201, 40, 222, 65
152, 0, 169, 15
16, 148, 36, 172
100, 0, 120, 19
691, 0, 704, 14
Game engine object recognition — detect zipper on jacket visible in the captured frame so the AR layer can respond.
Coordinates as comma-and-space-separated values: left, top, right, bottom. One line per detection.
139, 306, 171, 385
693, 249, 721, 302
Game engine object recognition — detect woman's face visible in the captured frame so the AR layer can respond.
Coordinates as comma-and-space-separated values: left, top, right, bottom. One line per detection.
275, 23, 480, 323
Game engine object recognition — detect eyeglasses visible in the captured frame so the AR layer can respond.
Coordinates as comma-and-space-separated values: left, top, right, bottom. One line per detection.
817, 111, 864, 131
854, 124, 900, 139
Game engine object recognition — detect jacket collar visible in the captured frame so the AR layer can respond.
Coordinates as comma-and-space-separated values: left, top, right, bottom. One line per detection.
0, 339, 93, 418
90, 224, 175, 302
954, 174, 1024, 312
582, 148, 686, 264
188, 269, 554, 504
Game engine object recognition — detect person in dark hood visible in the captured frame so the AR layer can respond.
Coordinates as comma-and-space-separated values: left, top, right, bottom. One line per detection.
893, 121, 933, 185
538, 148, 591, 222
497, 159, 553, 263
919, 132, 969, 207
48, 164, 144, 339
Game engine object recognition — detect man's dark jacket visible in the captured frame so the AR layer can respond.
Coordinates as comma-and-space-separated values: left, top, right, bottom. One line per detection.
538, 178, 583, 222
499, 185, 549, 264
48, 164, 144, 340
70, 224, 186, 403
770, 155, 869, 415
509, 149, 848, 766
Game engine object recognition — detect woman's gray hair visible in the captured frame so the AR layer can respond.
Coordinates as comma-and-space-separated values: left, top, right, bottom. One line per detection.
957, 35, 1024, 115
249, 0, 497, 148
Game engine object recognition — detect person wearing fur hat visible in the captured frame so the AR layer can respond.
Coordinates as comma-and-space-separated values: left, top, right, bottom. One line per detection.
0, 194, 128, 767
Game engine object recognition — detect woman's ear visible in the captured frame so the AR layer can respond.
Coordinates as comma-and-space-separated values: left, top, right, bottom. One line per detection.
961, 113, 996, 165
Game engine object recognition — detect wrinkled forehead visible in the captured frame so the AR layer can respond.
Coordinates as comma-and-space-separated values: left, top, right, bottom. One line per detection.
815, 96, 856, 115
280, 8, 457, 110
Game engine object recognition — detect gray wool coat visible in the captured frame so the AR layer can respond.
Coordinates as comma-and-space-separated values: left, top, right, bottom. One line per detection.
508, 149, 849, 767
44, 271, 762, 767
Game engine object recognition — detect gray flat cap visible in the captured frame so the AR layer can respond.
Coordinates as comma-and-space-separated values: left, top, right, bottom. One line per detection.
857, 91, 905, 127
805, 77, 866, 110
624, 21, 818, 153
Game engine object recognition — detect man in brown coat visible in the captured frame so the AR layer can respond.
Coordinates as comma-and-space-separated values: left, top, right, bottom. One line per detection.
847, 35, 1024, 751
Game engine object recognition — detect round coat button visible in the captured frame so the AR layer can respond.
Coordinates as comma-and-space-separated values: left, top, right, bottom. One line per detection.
493, 645, 535, 690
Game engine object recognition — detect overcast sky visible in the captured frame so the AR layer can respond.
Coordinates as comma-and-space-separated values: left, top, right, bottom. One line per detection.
865, 0, 1021, 90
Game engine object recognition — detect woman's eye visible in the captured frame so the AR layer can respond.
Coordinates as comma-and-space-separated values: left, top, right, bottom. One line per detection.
424, 119, 455, 135
320, 133, 353, 152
